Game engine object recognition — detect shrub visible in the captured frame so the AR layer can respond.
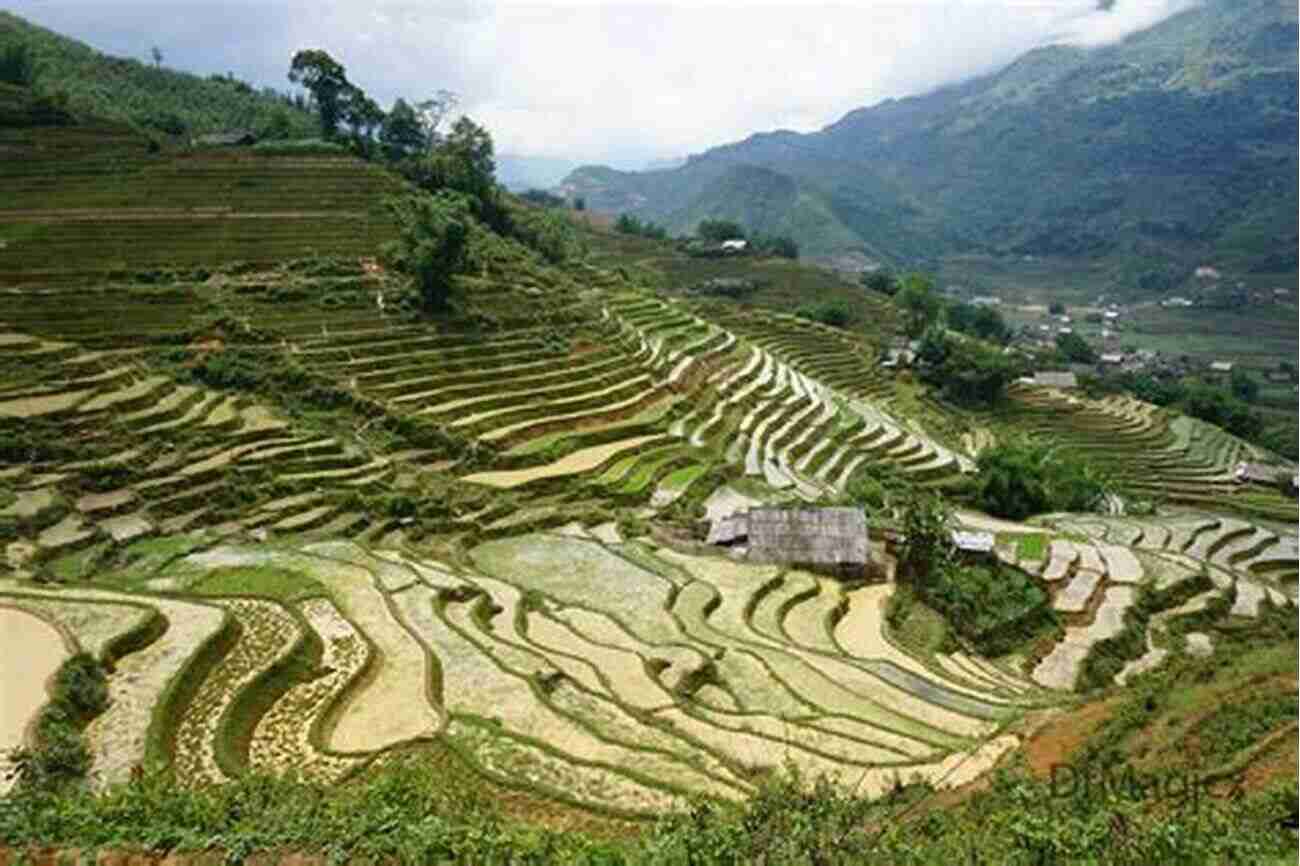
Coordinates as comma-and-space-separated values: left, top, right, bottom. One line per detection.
794, 300, 851, 328
969, 438, 1115, 520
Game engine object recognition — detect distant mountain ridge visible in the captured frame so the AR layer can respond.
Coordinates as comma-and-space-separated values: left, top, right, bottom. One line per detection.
562, 0, 1297, 280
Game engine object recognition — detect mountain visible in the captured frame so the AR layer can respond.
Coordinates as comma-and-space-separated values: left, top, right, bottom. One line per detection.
495, 153, 583, 191
0, 11, 317, 138
561, 0, 1298, 281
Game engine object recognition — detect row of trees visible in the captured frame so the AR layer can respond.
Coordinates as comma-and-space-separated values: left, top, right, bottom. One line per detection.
287, 49, 456, 159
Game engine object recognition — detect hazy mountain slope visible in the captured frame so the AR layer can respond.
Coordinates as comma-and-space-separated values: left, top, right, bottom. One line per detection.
563, 0, 1297, 276
0, 11, 317, 138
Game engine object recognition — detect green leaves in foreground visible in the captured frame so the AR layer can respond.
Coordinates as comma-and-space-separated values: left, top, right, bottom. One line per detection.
0, 760, 1293, 865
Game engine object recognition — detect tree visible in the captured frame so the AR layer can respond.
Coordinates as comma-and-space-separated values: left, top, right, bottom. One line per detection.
259, 108, 293, 141
794, 301, 851, 328
697, 219, 745, 242
970, 439, 1112, 520
415, 90, 458, 149
288, 49, 351, 138
150, 46, 163, 69
340, 88, 384, 143
1048, 302, 1066, 315
1230, 368, 1259, 403
1055, 331, 1096, 364
0, 43, 35, 87
862, 269, 896, 295
573, 196, 586, 212
381, 98, 427, 158
916, 330, 1019, 408
896, 490, 954, 581
382, 193, 471, 310
896, 272, 941, 338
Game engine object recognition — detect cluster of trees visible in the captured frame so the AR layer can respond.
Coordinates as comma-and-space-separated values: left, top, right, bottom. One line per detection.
0, 41, 35, 86
0, 23, 319, 138
287, 49, 454, 159
794, 300, 851, 328
915, 326, 1022, 408
967, 438, 1116, 520
614, 213, 668, 239
1055, 330, 1096, 364
693, 220, 798, 258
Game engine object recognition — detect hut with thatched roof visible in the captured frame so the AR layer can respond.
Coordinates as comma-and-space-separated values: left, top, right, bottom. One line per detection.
744, 507, 869, 576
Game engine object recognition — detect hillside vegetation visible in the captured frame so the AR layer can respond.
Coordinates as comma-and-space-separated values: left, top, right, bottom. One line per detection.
0, 11, 317, 139
564, 0, 1298, 286
0, 18, 1295, 866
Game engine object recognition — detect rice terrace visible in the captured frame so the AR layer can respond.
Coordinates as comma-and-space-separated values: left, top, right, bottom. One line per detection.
0, 4, 1297, 864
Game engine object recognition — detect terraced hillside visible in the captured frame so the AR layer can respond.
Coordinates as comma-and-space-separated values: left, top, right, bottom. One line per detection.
0, 112, 401, 286
994, 384, 1297, 522
1, 110, 1295, 829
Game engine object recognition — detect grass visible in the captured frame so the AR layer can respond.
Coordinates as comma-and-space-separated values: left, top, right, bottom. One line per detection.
189, 565, 328, 603
1014, 533, 1047, 561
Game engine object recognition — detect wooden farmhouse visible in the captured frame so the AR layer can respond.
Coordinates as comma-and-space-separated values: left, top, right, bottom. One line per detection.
709, 506, 870, 577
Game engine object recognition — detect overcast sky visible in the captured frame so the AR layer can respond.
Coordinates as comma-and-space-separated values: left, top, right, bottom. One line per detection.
9, 0, 1194, 167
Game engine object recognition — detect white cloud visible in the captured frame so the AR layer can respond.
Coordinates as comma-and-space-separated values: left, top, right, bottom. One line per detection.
8, 0, 1195, 165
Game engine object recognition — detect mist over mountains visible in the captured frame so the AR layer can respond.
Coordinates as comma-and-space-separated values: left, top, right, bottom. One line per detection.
562, 0, 1297, 282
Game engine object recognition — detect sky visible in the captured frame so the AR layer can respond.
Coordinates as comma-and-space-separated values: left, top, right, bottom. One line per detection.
8, 0, 1195, 168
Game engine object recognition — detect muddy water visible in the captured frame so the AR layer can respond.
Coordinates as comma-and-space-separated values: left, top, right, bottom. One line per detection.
0, 606, 68, 751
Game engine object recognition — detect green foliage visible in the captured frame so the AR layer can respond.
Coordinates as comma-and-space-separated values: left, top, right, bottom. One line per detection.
696, 219, 745, 242
287, 48, 350, 139
895, 272, 941, 338
519, 188, 568, 208
946, 301, 1011, 344
615, 213, 668, 240
383, 191, 472, 309
510, 203, 581, 264
970, 438, 1114, 520
1181, 381, 1264, 441
0, 40, 35, 86
915, 327, 1021, 408
8, 652, 108, 790
1055, 330, 1097, 363
751, 233, 799, 259
1048, 302, 1066, 315
895, 489, 953, 579
794, 300, 851, 328
918, 560, 1053, 655
861, 269, 897, 295
190, 565, 326, 603
0, 13, 317, 137
250, 137, 346, 156
1230, 367, 1259, 403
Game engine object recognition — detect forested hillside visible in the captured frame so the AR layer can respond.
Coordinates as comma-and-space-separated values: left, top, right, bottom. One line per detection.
563, 0, 1298, 284
0, 11, 317, 138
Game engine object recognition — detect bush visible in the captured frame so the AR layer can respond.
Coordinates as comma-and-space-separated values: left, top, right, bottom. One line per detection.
915, 327, 1021, 408
794, 300, 851, 328
916, 560, 1053, 655
697, 219, 745, 242
968, 438, 1115, 520
382, 191, 472, 309
1055, 331, 1096, 363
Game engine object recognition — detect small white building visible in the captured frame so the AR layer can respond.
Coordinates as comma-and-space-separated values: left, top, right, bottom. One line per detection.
951, 530, 995, 554
1209, 361, 1234, 374
1100, 353, 1125, 365
1195, 266, 1222, 280
720, 239, 748, 253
